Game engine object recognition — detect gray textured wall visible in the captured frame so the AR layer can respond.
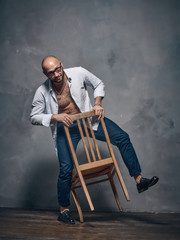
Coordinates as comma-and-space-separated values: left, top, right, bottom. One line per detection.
0, 0, 180, 212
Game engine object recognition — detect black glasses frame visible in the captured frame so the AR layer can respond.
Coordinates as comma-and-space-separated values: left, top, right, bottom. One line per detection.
47, 64, 62, 78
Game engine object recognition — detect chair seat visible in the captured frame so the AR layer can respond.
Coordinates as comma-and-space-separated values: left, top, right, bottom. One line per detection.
72, 158, 114, 186
79, 157, 113, 174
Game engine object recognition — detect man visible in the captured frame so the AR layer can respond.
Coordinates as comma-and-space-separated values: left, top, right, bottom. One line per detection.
30, 56, 159, 224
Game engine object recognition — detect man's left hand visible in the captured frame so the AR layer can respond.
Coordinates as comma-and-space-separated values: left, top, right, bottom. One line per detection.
91, 105, 104, 120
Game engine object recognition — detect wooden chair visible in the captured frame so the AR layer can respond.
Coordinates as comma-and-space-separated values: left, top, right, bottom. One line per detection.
64, 110, 130, 222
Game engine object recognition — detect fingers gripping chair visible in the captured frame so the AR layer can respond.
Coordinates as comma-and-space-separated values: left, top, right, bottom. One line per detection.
64, 110, 130, 222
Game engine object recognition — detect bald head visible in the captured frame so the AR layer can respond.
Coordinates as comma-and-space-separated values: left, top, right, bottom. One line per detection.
42, 56, 62, 74
41, 56, 64, 83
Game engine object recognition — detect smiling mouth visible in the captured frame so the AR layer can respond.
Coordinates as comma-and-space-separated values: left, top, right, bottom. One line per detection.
54, 76, 63, 82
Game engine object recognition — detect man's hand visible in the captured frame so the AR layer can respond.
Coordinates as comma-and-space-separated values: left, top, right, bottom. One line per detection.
91, 105, 104, 120
51, 113, 73, 127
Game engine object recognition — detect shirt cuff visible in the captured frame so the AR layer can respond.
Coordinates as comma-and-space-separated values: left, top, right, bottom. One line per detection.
94, 90, 105, 99
42, 114, 53, 127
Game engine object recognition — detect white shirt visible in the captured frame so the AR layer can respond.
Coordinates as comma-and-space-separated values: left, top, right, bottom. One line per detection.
30, 66, 105, 151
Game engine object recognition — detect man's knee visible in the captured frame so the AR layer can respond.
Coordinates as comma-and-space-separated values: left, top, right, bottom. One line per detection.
112, 130, 130, 146
122, 131, 130, 141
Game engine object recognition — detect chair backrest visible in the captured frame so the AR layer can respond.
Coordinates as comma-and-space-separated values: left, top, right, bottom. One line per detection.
64, 110, 112, 166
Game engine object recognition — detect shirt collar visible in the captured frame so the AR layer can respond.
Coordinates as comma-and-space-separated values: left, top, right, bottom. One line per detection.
48, 79, 53, 93
64, 69, 72, 83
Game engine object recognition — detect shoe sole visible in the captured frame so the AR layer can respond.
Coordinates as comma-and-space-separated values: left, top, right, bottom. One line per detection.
57, 216, 75, 224
138, 177, 159, 193
57, 218, 75, 224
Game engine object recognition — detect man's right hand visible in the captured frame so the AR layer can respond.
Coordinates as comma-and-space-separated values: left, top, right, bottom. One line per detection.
51, 113, 73, 127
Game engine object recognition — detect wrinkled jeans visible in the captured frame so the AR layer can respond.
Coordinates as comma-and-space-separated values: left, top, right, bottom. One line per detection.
56, 117, 141, 207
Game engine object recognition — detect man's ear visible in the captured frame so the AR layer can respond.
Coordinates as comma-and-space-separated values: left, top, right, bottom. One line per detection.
43, 69, 48, 77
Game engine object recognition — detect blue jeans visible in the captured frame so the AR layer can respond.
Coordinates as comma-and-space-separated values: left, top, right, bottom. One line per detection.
56, 117, 141, 207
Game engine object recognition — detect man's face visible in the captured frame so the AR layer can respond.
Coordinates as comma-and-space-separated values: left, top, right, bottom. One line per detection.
43, 58, 64, 83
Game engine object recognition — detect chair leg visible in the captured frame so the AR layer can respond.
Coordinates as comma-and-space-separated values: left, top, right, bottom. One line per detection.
100, 118, 130, 201
109, 176, 123, 211
78, 171, 95, 211
71, 189, 84, 223
115, 165, 130, 201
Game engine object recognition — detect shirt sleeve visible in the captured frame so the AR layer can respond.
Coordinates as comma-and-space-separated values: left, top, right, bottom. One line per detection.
30, 87, 52, 127
80, 67, 105, 99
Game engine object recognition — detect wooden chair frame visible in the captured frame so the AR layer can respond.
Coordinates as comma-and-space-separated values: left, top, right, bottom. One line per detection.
64, 110, 130, 222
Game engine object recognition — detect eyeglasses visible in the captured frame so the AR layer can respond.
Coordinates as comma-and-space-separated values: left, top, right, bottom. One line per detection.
47, 65, 62, 78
